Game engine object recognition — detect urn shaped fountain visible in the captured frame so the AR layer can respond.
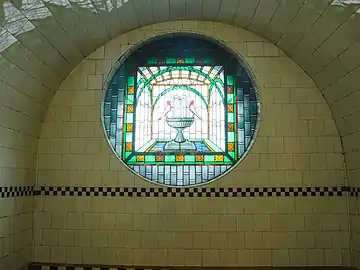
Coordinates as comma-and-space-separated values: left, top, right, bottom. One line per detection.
164, 95, 196, 151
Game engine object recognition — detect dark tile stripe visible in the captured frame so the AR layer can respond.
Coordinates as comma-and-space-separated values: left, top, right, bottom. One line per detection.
3, 185, 360, 198
36, 186, 347, 197
0, 186, 34, 198
28, 263, 355, 270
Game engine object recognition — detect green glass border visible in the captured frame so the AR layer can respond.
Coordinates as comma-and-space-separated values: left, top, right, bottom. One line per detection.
123, 64, 239, 166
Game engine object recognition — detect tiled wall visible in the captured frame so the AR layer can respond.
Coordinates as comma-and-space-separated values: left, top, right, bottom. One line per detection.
0, 47, 42, 270
0, 190, 33, 270
350, 196, 360, 268
34, 21, 350, 268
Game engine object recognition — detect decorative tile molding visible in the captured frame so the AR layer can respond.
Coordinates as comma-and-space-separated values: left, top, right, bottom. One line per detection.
28, 263, 355, 270
349, 186, 360, 197
4, 185, 360, 198
35, 186, 350, 197
0, 186, 33, 198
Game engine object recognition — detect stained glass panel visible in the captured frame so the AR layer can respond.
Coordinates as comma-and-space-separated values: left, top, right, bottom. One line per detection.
102, 34, 259, 186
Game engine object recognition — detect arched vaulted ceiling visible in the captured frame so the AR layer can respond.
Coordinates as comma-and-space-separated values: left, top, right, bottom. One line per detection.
1, 0, 360, 184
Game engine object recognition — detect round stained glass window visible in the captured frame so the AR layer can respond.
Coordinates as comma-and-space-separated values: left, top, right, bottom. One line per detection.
102, 34, 260, 187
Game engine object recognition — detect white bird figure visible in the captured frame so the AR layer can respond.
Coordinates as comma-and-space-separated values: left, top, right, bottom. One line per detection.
158, 100, 172, 120
189, 100, 201, 119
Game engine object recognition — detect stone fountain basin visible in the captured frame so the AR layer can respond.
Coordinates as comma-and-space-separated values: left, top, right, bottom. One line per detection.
166, 117, 194, 129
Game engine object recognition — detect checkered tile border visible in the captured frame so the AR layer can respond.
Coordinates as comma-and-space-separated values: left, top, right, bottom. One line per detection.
35, 186, 350, 197
349, 186, 360, 197
5, 186, 360, 198
28, 264, 354, 270
0, 186, 33, 198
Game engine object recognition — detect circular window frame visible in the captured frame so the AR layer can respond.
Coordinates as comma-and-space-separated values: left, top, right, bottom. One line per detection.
101, 32, 261, 187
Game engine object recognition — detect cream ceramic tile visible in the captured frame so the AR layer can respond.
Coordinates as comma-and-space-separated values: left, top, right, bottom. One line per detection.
34, 246, 50, 262
255, 249, 271, 266
29, 19, 357, 268
67, 213, 83, 230
202, 249, 220, 266
307, 248, 325, 266
272, 249, 290, 266
75, 230, 91, 247
42, 229, 59, 246
58, 230, 75, 247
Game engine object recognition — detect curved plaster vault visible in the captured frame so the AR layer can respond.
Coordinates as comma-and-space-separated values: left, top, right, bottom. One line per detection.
1, 0, 360, 186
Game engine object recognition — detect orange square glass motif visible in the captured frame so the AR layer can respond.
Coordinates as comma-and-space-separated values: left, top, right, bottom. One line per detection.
227, 104, 234, 113
156, 155, 164, 162
196, 155, 204, 162
176, 58, 185, 64
215, 155, 224, 162
125, 143, 132, 151
228, 123, 234, 132
127, 105, 134, 113
228, 143, 235, 151
176, 155, 184, 162
227, 86, 233, 93
128, 86, 134, 94
126, 124, 133, 132
136, 155, 145, 162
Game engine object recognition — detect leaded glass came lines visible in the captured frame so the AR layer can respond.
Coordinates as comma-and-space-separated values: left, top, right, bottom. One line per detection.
102, 34, 259, 186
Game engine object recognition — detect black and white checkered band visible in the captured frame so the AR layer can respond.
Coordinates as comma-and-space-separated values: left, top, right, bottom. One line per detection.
0, 186, 33, 198
36, 186, 349, 197
3, 185, 360, 198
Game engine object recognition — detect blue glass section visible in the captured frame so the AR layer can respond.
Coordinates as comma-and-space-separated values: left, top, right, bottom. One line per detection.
251, 116, 257, 128
237, 88, 244, 101
238, 119, 245, 128
250, 101, 257, 115
110, 123, 116, 137
104, 117, 110, 131
243, 85, 250, 94
196, 169, 202, 183
101, 36, 260, 186
146, 165, 152, 178
110, 109, 117, 122
245, 123, 251, 136
111, 75, 118, 84
158, 166, 164, 184
104, 103, 111, 116
111, 95, 118, 109
237, 102, 244, 113
202, 166, 208, 181
118, 91, 124, 102
238, 129, 245, 139
190, 166, 196, 181
208, 165, 214, 178
238, 144, 245, 155
116, 130, 122, 140
117, 104, 123, 117
164, 166, 171, 183
116, 118, 123, 129
147, 141, 212, 152
214, 166, 221, 177
194, 142, 211, 151
177, 166, 183, 181
250, 88, 256, 100
244, 95, 250, 108
152, 166, 158, 180
244, 109, 250, 122
139, 166, 146, 177
150, 142, 166, 152
115, 143, 122, 155
245, 137, 251, 147
110, 137, 116, 147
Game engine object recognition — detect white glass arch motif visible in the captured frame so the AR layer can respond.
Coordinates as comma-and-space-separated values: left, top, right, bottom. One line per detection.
135, 66, 225, 154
